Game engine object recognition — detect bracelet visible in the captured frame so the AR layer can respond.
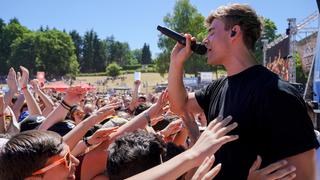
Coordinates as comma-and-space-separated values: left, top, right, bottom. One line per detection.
144, 112, 152, 126
61, 100, 72, 111
60, 103, 70, 111
83, 137, 92, 147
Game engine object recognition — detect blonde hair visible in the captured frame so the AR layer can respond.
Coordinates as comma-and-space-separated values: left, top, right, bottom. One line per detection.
206, 3, 263, 51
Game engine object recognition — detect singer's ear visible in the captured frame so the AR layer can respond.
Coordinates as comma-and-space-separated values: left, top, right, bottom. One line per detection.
230, 30, 236, 37
230, 25, 240, 38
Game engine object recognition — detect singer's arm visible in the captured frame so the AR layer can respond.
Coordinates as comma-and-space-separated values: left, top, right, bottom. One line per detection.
168, 34, 203, 116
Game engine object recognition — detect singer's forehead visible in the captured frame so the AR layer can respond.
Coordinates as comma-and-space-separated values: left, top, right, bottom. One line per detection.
208, 19, 225, 32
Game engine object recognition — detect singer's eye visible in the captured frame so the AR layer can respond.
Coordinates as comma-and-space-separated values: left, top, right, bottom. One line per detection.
207, 28, 215, 36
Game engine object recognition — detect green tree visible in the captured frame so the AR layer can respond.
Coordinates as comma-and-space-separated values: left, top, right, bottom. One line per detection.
82, 30, 107, 73
10, 30, 79, 77
156, 0, 209, 75
255, 17, 280, 64
0, 18, 30, 75
69, 30, 83, 65
93, 38, 107, 72
154, 51, 170, 76
132, 49, 142, 63
82, 30, 96, 72
141, 43, 152, 64
105, 36, 133, 66
295, 52, 307, 84
106, 62, 121, 77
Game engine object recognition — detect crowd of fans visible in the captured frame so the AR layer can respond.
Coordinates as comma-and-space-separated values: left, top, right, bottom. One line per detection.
0, 66, 318, 180
266, 57, 289, 81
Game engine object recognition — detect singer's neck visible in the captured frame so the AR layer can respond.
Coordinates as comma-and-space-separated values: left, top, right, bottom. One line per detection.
224, 48, 257, 77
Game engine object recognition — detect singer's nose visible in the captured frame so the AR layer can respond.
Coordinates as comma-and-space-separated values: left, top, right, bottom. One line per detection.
202, 37, 208, 46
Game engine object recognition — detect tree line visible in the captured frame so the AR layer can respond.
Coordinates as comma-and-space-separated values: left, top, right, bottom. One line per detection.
0, 18, 152, 78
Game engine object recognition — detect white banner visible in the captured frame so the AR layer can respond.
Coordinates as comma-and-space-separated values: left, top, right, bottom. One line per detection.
200, 72, 213, 82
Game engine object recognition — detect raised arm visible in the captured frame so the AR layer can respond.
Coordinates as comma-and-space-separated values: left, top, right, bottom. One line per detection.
128, 80, 141, 112
128, 116, 239, 180
63, 104, 117, 151
168, 34, 202, 115
12, 93, 25, 120
30, 79, 54, 117
0, 94, 6, 133
18, 66, 42, 116
4, 68, 18, 108
38, 86, 86, 130
110, 91, 169, 141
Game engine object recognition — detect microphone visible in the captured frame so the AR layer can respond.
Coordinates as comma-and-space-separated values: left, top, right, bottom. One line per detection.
157, 25, 207, 55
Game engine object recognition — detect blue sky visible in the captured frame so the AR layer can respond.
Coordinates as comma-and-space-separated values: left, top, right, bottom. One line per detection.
0, 0, 318, 57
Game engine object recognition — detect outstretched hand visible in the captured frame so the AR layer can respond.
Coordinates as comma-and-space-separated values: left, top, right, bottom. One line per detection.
192, 155, 221, 180
149, 90, 169, 119
87, 127, 119, 145
63, 86, 87, 105
188, 115, 238, 166
86, 102, 120, 124
160, 118, 183, 138
247, 156, 296, 180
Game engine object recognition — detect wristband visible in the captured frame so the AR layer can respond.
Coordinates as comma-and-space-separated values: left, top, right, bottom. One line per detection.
144, 112, 152, 126
83, 137, 92, 147
61, 100, 72, 111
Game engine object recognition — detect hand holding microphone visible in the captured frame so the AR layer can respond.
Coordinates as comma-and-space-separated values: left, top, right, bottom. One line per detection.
157, 25, 207, 55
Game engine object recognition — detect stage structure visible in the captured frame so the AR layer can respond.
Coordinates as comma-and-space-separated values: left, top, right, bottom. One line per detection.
263, 8, 320, 129
264, 11, 319, 83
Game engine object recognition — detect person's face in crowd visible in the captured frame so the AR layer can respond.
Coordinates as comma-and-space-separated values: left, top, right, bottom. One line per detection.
73, 107, 85, 124
30, 144, 79, 180
138, 97, 146, 104
84, 103, 94, 114
204, 19, 232, 65
97, 98, 105, 108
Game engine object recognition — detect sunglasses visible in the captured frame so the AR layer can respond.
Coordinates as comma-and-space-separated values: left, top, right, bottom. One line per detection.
32, 148, 71, 175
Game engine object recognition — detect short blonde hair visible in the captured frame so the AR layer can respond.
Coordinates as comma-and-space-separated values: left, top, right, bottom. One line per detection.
206, 3, 263, 51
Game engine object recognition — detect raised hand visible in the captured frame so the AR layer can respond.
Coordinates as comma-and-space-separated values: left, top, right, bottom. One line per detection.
6, 68, 18, 93
17, 66, 29, 89
149, 90, 169, 118
87, 127, 119, 145
134, 80, 141, 87
188, 115, 238, 166
170, 34, 195, 65
192, 155, 222, 180
159, 118, 183, 138
0, 93, 5, 113
247, 156, 296, 180
63, 86, 88, 105
30, 79, 40, 92
86, 102, 120, 124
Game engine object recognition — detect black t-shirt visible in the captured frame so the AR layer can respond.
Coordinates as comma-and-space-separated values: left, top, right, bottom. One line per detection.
195, 65, 319, 180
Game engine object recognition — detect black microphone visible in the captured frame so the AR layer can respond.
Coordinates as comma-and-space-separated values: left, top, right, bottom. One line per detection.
157, 25, 207, 55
